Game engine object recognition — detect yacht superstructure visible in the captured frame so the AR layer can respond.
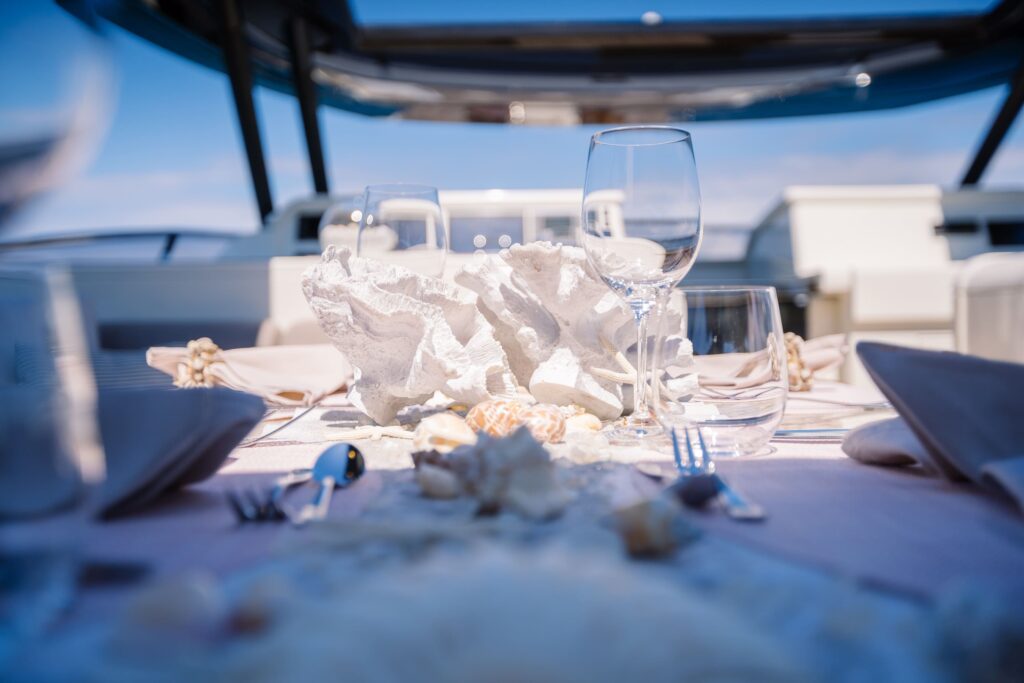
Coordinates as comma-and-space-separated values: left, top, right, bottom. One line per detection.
2, 0, 1023, 384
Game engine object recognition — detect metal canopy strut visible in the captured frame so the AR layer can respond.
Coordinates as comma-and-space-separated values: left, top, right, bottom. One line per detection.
961, 57, 1024, 187
288, 15, 330, 195
219, 0, 274, 221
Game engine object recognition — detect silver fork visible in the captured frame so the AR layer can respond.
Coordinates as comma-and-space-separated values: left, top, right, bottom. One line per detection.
674, 426, 766, 522
226, 468, 313, 523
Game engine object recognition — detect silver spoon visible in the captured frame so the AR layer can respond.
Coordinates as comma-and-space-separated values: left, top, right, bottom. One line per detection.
292, 443, 365, 525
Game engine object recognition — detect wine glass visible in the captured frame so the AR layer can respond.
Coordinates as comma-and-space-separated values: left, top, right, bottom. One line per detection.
581, 126, 702, 443
653, 286, 788, 457
357, 184, 448, 278
317, 195, 364, 252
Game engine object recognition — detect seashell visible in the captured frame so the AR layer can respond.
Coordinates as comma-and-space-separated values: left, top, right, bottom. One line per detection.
415, 463, 462, 499
228, 575, 293, 635
303, 246, 517, 425
465, 399, 525, 437
119, 574, 227, 641
558, 404, 587, 418
442, 426, 573, 520
615, 497, 693, 558
565, 412, 602, 433
518, 403, 566, 444
412, 413, 477, 453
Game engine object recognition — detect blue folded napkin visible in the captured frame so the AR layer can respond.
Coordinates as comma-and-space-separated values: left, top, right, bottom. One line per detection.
844, 342, 1024, 511
0, 387, 264, 519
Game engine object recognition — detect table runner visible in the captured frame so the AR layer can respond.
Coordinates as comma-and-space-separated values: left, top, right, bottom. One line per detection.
71, 428, 1024, 612
703, 448, 1024, 598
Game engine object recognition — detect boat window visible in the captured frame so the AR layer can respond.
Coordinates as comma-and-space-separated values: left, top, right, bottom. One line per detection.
390, 220, 429, 250
935, 221, 980, 235
450, 216, 524, 253
536, 216, 576, 245
297, 212, 326, 241
988, 220, 1024, 247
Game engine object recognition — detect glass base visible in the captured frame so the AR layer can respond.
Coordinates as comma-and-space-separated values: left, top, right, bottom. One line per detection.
708, 444, 777, 459
606, 413, 665, 445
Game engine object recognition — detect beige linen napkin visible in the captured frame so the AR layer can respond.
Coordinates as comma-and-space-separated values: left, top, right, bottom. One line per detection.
845, 342, 1024, 512
694, 334, 847, 391
147, 340, 351, 406
799, 334, 847, 371
694, 350, 776, 390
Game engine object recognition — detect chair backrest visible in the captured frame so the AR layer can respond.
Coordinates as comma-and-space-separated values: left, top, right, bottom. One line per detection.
260, 256, 330, 346
955, 252, 1024, 363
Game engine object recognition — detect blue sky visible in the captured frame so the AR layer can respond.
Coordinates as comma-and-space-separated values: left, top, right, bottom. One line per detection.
4, 1, 1023, 239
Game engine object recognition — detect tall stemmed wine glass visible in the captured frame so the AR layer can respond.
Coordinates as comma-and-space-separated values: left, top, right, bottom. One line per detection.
581, 126, 702, 443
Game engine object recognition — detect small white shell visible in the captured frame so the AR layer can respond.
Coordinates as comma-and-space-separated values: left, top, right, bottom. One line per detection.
413, 413, 477, 453
565, 413, 601, 433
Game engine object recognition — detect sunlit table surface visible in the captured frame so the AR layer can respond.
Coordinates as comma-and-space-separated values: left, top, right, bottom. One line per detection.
13, 381, 1024, 681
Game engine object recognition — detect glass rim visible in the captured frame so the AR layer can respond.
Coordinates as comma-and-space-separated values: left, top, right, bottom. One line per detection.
678, 284, 778, 295
363, 183, 439, 197
591, 125, 692, 148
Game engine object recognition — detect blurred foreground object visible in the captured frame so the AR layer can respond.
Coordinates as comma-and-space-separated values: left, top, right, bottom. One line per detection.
0, 269, 105, 644
0, 1, 113, 226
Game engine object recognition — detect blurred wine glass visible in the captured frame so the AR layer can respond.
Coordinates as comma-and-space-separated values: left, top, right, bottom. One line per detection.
357, 185, 448, 278
317, 195, 364, 252
581, 126, 702, 443
0, 1, 114, 226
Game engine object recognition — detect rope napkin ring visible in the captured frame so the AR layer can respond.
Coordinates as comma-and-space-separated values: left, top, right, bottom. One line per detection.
175, 337, 222, 388
784, 332, 813, 392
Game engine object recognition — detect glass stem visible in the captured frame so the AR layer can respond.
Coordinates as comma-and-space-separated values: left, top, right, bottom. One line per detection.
633, 308, 650, 419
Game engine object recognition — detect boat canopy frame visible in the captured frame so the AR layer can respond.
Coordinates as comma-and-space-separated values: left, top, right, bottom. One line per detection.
93, 0, 1024, 224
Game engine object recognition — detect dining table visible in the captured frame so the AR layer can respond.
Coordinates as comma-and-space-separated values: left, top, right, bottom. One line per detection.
8, 380, 1024, 682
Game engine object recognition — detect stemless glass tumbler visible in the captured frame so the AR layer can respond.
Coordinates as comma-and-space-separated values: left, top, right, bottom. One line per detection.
357, 184, 448, 278
580, 126, 702, 443
653, 286, 788, 457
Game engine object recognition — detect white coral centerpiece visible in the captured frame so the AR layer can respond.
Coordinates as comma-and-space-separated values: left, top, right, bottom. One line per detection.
303, 243, 694, 424
455, 243, 636, 419
303, 246, 517, 424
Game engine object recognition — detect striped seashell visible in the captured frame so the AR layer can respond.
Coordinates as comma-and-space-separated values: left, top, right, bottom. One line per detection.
519, 403, 566, 444
465, 399, 525, 438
